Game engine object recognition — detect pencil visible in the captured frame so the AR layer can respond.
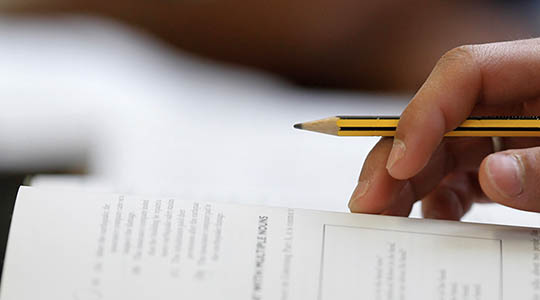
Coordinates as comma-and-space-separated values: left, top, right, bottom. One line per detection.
293, 116, 540, 137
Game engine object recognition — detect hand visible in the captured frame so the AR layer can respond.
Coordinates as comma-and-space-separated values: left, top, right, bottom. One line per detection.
0, 0, 531, 92
349, 38, 540, 219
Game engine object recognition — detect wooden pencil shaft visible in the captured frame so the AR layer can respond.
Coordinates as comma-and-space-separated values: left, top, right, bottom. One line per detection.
294, 116, 540, 137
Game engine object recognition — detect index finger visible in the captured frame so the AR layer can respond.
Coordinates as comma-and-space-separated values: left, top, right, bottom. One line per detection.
387, 38, 540, 180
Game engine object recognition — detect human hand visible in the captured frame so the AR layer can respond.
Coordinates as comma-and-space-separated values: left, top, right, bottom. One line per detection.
1, 0, 532, 92
349, 38, 540, 219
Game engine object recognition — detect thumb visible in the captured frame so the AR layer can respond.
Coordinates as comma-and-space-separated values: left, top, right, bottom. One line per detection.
479, 147, 540, 212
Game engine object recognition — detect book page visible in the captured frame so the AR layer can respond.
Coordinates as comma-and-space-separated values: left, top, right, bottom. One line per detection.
1, 187, 539, 300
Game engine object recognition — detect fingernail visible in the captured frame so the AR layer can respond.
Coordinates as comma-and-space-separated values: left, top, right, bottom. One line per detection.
386, 139, 406, 171
486, 153, 524, 198
348, 180, 370, 209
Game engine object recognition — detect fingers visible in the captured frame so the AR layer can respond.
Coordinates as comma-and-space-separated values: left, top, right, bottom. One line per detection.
386, 139, 491, 217
350, 137, 493, 216
479, 146, 540, 212
421, 172, 482, 220
387, 38, 540, 180
349, 138, 408, 214
351, 135, 540, 216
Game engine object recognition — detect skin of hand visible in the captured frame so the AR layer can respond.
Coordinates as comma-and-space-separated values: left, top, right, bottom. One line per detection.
0, 0, 532, 92
349, 38, 540, 220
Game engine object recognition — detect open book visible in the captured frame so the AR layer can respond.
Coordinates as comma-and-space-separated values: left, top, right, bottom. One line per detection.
1, 187, 539, 299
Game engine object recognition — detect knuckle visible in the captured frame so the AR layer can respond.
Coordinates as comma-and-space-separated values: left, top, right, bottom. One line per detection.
437, 45, 478, 68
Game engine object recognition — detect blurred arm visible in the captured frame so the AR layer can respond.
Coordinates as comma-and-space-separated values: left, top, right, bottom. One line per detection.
1, 0, 533, 92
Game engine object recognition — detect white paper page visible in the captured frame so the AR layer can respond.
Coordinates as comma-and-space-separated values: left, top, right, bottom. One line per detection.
2, 187, 539, 300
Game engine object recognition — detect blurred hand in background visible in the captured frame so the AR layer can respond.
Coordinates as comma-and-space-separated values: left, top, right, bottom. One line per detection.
1, 0, 536, 92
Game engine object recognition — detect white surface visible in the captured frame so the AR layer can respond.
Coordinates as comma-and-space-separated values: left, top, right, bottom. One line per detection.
0, 16, 538, 226
322, 225, 502, 300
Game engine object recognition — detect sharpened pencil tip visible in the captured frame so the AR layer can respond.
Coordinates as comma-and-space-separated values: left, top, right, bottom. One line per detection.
293, 117, 339, 135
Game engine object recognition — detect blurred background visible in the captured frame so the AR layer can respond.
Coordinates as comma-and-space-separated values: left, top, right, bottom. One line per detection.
0, 0, 539, 277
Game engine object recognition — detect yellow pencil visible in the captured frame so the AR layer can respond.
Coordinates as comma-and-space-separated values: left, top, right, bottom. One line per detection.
293, 116, 540, 137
